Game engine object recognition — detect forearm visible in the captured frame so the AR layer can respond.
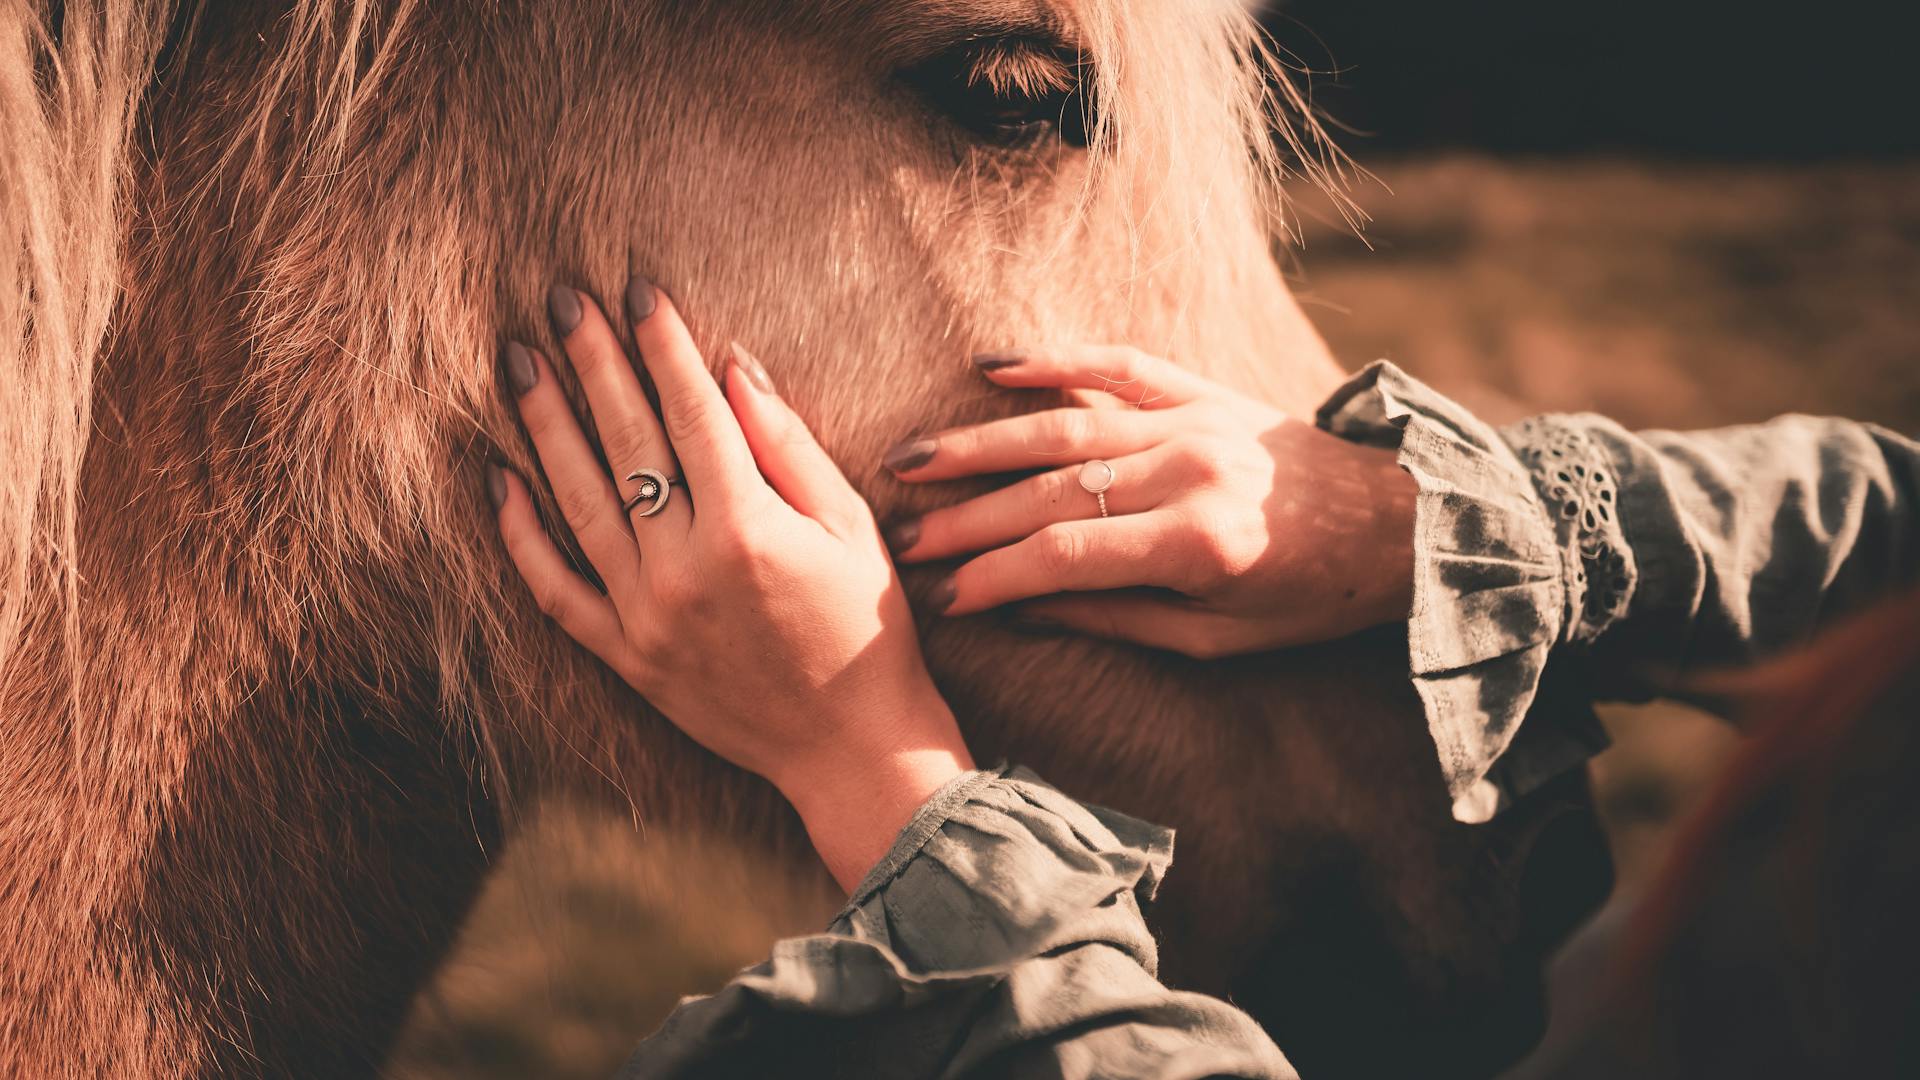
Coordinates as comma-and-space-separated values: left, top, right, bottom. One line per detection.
626, 768, 1297, 1079
781, 720, 974, 893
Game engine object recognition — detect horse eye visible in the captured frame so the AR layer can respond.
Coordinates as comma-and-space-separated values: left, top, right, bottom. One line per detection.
901, 37, 1093, 150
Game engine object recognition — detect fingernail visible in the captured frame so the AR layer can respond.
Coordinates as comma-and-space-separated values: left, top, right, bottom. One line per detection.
883, 516, 921, 554
485, 460, 507, 508
547, 284, 584, 337
624, 275, 657, 324
973, 352, 1024, 371
882, 436, 937, 473
729, 341, 775, 394
927, 575, 956, 615
502, 341, 538, 396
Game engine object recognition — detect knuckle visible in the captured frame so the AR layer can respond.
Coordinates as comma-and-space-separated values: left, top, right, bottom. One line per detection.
570, 339, 614, 376
632, 654, 667, 689
775, 422, 816, 464
531, 584, 573, 623
1040, 410, 1090, 452
709, 527, 762, 571
661, 388, 713, 442
1188, 541, 1235, 591
1036, 526, 1088, 576
933, 430, 970, 463
599, 419, 658, 468
1182, 515, 1254, 592
519, 399, 569, 443
1188, 400, 1236, 429
625, 633, 670, 678
1040, 466, 1078, 508
650, 565, 701, 613
1172, 436, 1229, 484
1117, 345, 1154, 376
553, 477, 608, 525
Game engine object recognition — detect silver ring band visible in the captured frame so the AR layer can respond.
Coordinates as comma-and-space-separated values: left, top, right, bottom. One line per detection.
1078, 460, 1114, 518
623, 468, 677, 517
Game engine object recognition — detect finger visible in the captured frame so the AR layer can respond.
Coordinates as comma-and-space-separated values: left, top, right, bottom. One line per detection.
624, 277, 758, 507
491, 462, 631, 659
969, 345, 1212, 408
890, 445, 1174, 562
547, 284, 686, 534
503, 341, 641, 593
936, 513, 1190, 616
1016, 592, 1255, 660
882, 406, 1169, 482
724, 342, 865, 531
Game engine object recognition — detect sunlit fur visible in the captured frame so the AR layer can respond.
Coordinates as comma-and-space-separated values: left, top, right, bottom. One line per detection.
1, 2, 1590, 1077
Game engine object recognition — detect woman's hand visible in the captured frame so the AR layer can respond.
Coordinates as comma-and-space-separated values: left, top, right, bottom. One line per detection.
489, 279, 972, 891
882, 346, 1418, 658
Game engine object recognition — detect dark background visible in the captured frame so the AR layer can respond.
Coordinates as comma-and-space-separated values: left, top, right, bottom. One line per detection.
1265, 1, 1920, 156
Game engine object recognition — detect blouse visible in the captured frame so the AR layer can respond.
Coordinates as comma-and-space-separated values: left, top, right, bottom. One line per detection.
620, 361, 1919, 1079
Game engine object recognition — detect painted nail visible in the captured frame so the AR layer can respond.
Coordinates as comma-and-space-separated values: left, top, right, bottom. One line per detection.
547, 284, 584, 337
624, 275, 657, 324
882, 437, 937, 473
883, 516, 921, 554
729, 341, 775, 394
502, 341, 538, 395
927, 575, 956, 615
485, 461, 507, 508
973, 352, 1025, 371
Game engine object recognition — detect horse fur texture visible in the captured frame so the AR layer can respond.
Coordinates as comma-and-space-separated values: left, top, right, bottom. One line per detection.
1, 2, 1604, 1076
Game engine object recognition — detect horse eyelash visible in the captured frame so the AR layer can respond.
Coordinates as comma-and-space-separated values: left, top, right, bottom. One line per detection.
961, 38, 1081, 99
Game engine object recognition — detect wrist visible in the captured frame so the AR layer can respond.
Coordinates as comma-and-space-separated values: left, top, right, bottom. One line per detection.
1335, 451, 1417, 630
1374, 460, 1418, 623
775, 695, 974, 893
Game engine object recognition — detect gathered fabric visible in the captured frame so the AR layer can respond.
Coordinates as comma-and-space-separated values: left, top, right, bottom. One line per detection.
623, 361, 1919, 1075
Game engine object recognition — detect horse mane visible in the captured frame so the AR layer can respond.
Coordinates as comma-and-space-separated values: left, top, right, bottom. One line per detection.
1, 0, 163, 689
0, 0, 1351, 723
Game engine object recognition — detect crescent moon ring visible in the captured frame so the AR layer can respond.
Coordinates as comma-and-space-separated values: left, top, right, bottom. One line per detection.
622, 468, 673, 518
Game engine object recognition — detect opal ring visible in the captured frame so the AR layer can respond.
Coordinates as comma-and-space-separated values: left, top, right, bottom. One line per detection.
1078, 460, 1114, 518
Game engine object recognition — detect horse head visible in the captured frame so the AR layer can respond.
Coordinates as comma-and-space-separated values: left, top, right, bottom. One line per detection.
0, 2, 1608, 1075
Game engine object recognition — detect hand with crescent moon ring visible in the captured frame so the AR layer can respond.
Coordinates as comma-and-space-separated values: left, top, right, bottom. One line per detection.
487, 278, 972, 892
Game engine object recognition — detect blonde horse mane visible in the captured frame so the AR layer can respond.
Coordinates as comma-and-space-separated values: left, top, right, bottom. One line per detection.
0, 0, 1351, 709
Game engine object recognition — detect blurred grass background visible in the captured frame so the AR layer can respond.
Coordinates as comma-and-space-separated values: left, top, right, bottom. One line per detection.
385, 155, 1920, 1077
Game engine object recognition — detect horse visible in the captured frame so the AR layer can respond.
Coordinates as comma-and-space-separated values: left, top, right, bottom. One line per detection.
0, 2, 1610, 1075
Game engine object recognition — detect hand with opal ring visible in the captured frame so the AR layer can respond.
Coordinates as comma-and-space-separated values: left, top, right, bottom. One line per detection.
883, 346, 1419, 659
488, 279, 971, 891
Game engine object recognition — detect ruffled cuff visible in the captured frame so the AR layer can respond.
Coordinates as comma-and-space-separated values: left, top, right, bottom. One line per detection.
1317, 361, 1587, 822
621, 767, 1176, 1077
836, 765, 1174, 972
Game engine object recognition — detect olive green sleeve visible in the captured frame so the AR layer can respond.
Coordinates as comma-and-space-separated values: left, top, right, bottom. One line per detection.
1319, 360, 1919, 822
618, 767, 1297, 1080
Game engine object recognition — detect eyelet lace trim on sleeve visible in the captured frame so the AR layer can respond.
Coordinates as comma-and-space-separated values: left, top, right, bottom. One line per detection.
1505, 418, 1636, 645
